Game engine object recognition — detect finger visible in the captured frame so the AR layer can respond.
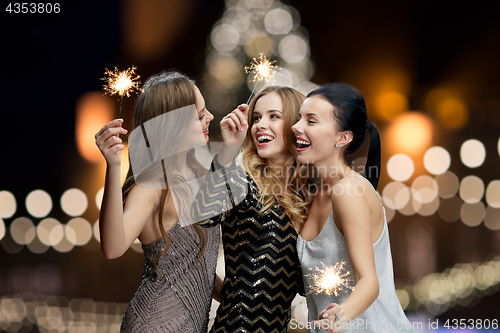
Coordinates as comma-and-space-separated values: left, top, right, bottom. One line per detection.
100, 136, 123, 151
232, 109, 247, 126
221, 118, 238, 132
108, 144, 125, 155
228, 113, 244, 131
322, 304, 342, 319
95, 119, 123, 139
96, 127, 127, 147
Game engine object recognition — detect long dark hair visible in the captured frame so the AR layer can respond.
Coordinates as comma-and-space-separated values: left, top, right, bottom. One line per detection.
307, 83, 381, 189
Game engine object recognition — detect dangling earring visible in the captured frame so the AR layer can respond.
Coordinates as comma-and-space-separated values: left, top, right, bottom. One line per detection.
335, 143, 339, 148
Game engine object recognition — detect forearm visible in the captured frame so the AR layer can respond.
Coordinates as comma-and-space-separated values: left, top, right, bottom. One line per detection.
339, 275, 379, 321
99, 163, 126, 259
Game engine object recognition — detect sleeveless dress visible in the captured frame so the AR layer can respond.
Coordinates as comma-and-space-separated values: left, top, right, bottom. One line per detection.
193, 157, 304, 333
297, 174, 415, 333
120, 177, 220, 333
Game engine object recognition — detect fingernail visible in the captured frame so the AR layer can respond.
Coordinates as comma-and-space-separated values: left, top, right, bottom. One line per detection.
323, 313, 329, 318
124, 129, 128, 133
118, 119, 123, 122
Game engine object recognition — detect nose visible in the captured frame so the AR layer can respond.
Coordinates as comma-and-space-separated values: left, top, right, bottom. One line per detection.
256, 117, 268, 130
292, 121, 303, 135
206, 109, 214, 122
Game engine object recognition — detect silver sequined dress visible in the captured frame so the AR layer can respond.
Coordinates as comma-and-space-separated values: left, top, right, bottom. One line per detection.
297, 174, 415, 333
120, 177, 220, 333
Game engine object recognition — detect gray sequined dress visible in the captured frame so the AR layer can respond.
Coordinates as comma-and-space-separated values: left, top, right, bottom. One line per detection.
120, 178, 220, 333
297, 174, 415, 333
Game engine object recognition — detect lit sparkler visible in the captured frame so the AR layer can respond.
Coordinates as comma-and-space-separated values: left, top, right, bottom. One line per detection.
102, 66, 142, 119
244, 53, 279, 104
306, 261, 354, 297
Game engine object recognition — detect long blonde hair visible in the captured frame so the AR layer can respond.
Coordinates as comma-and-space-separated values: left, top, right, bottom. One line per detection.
122, 71, 207, 271
241, 86, 312, 226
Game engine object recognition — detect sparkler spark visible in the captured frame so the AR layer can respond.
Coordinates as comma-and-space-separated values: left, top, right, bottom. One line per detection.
101, 66, 142, 119
244, 53, 279, 82
306, 261, 354, 297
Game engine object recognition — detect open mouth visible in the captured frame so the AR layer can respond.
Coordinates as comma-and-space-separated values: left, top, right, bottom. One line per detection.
296, 138, 311, 151
202, 126, 209, 135
256, 134, 274, 146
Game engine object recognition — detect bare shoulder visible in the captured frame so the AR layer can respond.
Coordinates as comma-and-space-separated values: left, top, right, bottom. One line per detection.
332, 175, 370, 199
125, 183, 161, 210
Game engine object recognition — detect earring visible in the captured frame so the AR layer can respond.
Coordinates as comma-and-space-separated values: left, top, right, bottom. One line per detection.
335, 143, 339, 148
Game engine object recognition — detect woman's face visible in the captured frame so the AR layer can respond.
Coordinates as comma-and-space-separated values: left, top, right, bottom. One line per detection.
195, 86, 214, 143
250, 92, 291, 166
292, 95, 340, 165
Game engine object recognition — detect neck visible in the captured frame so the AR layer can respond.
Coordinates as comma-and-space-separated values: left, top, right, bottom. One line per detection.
313, 154, 354, 187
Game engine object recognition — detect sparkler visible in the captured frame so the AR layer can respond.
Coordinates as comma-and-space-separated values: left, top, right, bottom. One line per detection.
244, 53, 279, 104
306, 261, 354, 297
102, 66, 142, 119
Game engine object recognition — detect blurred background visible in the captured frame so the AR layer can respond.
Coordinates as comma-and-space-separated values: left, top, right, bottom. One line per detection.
1, 0, 499, 332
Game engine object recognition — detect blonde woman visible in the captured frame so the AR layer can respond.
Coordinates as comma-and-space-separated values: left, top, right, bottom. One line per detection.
193, 86, 312, 333
95, 71, 221, 333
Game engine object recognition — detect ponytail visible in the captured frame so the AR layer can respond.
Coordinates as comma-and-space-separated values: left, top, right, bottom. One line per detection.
364, 122, 381, 190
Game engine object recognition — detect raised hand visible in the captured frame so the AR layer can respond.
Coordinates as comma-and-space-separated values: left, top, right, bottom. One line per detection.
95, 119, 128, 166
220, 104, 249, 146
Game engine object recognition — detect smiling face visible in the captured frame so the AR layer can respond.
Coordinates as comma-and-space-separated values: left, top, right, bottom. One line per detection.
194, 86, 214, 142
292, 95, 341, 165
250, 92, 291, 165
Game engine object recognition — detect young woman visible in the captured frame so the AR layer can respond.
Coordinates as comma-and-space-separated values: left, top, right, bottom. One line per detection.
95, 71, 222, 333
292, 83, 415, 332
193, 86, 312, 333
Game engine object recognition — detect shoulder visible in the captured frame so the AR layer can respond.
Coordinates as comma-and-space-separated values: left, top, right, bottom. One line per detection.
125, 183, 162, 209
330, 175, 371, 210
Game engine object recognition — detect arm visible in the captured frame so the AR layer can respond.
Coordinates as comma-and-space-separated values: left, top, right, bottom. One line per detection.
212, 275, 224, 302
314, 179, 379, 332
96, 119, 157, 259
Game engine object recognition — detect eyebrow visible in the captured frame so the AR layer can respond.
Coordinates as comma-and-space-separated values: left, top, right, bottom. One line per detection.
253, 109, 282, 114
197, 107, 206, 114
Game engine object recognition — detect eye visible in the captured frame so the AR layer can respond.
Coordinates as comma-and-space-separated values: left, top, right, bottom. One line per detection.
308, 120, 316, 124
253, 116, 260, 122
199, 113, 204, 120
271, 114, 280, 119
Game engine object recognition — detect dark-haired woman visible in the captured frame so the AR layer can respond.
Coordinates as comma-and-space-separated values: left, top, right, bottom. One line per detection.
95, 71, 221, 333
292, 83, 414, 332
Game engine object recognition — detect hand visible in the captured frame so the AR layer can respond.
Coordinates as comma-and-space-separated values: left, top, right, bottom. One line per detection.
220, 104, 249, 146
313, 303, 346, 332
95, 119, 128, 166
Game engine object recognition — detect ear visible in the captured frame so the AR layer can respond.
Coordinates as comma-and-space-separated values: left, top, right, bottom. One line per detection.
338, 131, 353, 147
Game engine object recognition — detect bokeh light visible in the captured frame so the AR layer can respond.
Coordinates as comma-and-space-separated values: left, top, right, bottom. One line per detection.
425, 89, 469, 130
0, 218, 5, 240
423, 146, 451, 175
459, 175, 484, 204
484, 207, 500, 231
10, 217, 35, 245
498, 137, 500, 157
66, 218, 93, 246
385, 113, 434, 156
75, 92, 114, 163
460, 139, 486, 168
37, 218, 64, 246
211, 23, 240, 52
438, 196, 462, 222
387, 154, 414, 182
26, 190, 53, 218
435, 171, 459, 199
382, 182, 410, 210
461, 202, 485, 227
95, 188, 104, 210
60, 189, 88, 217
264, 8, 293, 35
279, 34, 308, 63
0, 190, 17, 219
93, 220, 100, 242
373, 91, 408, 122
485, 180, 500, 208
53, 232, 75, 253
417, 196, 440, 217
412, 175, 439, 204
27, 235, 49, 254
243, 32, 273, 57
207, 53, 244, 89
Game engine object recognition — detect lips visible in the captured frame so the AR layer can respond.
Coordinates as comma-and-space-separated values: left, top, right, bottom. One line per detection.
296, 136, 311, 152
203, 126, 209, 135
256, 133, 274, 147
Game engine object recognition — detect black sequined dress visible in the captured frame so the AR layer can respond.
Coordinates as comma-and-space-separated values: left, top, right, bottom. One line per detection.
193, 158, 304, 333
